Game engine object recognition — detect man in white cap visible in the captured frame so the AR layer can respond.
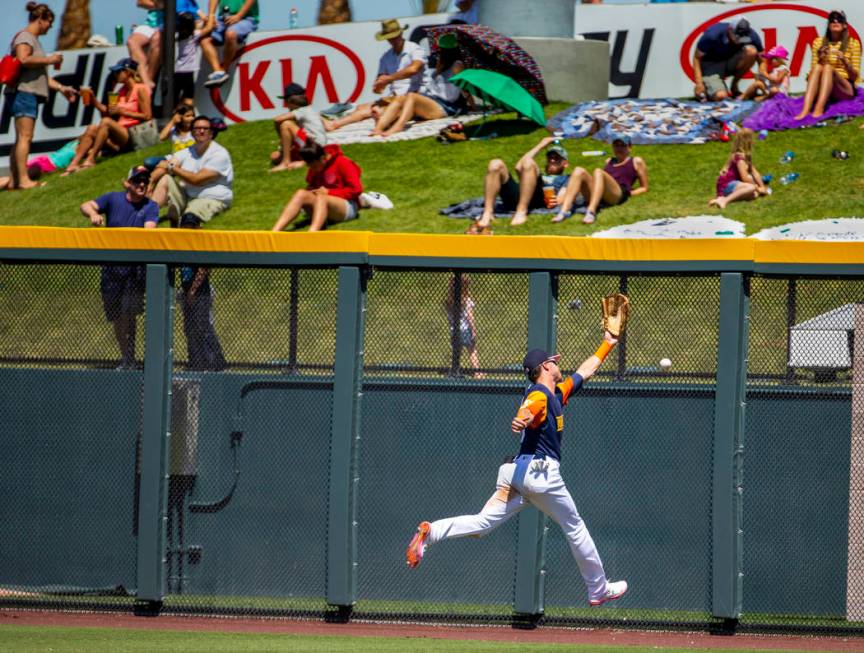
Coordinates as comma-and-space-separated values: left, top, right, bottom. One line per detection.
325, 18, 427, 132
693, 17, 763, 101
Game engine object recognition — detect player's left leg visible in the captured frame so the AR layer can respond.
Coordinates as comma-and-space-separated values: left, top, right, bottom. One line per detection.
407, 462, 525, 567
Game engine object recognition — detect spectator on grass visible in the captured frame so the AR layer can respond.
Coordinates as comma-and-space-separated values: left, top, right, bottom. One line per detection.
795, 10, 860, 121
693, 17, 763, 102
555, 135, 648, 226
465, 136, 569, 235
270, 82, 328, 173
323, 19, 427, 132
271, 142, 363, 232
371, 33, 468, 138
79, 165, 157, 369
149, 115, 234, 226
708, 128, 768, 210
5, 2, 76, 191
740, 45, 791, 102
201, 0, 260, 88
178, 214, 227, 371
142, 101, 196, 170
127, 0, 200, 90
62, 58, 152, 175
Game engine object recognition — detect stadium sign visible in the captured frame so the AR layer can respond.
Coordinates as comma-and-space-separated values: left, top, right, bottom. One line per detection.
575, 0, 861, 99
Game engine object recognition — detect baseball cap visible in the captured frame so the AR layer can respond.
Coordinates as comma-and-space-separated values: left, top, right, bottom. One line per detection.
437, 33, 458, 49
523, 349, 561, 376
546, 144, 569, 161
828, 10, 847, 24
109, 57, 138, 73
612, 134, 632, 146
126, 165, 150, 182
764, 45, 789, 60
277, 82, 306, 99
731, 18, 753, 45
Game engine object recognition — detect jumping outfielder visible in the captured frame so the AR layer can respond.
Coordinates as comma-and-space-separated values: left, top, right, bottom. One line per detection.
406, 293, 630, 607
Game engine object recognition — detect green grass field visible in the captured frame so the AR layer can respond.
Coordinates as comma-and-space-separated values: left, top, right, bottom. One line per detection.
0, 104, 862, 235
0, 625, 840, 653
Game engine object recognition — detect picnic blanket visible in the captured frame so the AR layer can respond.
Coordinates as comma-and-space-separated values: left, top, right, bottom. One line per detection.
547, 99, 757, 145
440, 196, 586, 219
325, 112, 486, 145
742, 89, 864, 131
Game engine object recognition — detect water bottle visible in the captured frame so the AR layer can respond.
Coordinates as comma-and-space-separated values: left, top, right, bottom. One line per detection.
115, 24, 124, 46
758, 130, 768, 140
762, 174, 773, 185
289, 7, 298, 29
779, 150, 795, 164
778, 172, 800, 185
221, 4, 231, 21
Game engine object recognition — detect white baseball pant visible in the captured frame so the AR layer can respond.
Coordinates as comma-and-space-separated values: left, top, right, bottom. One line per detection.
427, 458, 609, 601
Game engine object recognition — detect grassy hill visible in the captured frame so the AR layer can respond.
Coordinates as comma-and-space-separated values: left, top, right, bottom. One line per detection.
0, 103, 862, 235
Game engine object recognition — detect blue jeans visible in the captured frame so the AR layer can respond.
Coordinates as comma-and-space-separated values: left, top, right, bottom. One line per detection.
9, 91, 38, 119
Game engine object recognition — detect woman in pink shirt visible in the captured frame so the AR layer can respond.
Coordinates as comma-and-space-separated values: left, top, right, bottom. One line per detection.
63, 58, 152, 175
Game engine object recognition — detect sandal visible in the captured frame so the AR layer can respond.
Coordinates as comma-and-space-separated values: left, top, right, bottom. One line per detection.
479, 225, 494, 235
465, 221, 483, 235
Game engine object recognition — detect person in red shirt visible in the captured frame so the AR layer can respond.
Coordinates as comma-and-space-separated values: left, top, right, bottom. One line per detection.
271, 142, 363, 232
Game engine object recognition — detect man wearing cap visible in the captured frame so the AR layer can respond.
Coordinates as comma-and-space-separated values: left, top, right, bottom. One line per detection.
466, 136, 569, 234
150, 115, 234, 226
693, 17, 763, 101
325, 19, 428, 132
271, 82, 328, 173
405, 330, 629, 608
80, 166, 158, 369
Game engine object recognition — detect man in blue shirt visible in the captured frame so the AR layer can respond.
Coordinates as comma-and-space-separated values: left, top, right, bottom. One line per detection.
406, 330, 628, 607
694, 18, 763, 101
80, 165, 158, 369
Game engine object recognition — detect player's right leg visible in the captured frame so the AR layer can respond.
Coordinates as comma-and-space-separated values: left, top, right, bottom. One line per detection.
406, 462, 524, 567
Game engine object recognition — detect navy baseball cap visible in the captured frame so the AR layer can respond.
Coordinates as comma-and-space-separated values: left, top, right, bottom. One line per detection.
731, 18, 753, 45
612, 134, 632, 146
109, 57, 138, 73
523, 349, 561, 376
278, 82, 306, 99
126, 165, 150, 182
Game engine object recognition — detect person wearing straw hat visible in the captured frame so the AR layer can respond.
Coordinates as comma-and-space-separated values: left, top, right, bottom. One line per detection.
324, 18, 427, 132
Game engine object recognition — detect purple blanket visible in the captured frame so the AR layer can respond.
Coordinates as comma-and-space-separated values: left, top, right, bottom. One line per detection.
743, 89, 864, 131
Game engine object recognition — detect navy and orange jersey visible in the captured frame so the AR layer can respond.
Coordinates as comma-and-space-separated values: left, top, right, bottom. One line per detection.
516, 375, 583, 461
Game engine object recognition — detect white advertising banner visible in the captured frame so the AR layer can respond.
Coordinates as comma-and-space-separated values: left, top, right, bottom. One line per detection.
574, 1, 862, 99
0, 14, 450, 169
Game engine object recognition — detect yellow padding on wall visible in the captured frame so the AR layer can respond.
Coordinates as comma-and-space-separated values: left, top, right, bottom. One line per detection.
0, 226, 862, 264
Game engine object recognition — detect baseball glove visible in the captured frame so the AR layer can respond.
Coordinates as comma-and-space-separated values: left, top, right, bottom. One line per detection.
601, 292, 630, 338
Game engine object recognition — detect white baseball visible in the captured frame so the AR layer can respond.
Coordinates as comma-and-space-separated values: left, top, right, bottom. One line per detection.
659, 357, 672, 370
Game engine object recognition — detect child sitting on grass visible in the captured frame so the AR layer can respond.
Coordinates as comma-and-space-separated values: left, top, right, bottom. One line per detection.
270, 83, 328, 173
740, 45, 791, 102
708, 128, 769, 210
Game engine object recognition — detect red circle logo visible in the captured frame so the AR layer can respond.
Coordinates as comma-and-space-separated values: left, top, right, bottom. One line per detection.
210, 33, 366, 124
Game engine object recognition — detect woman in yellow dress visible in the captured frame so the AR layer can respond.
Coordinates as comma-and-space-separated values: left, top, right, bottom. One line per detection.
795, 9, 860, 121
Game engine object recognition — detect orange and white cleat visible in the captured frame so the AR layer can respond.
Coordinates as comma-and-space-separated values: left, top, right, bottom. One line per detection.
406, 521, 431, 568
589, 580, 628, 606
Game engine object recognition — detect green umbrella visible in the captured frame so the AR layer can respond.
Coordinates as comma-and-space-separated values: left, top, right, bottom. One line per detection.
450, 69, 547, 127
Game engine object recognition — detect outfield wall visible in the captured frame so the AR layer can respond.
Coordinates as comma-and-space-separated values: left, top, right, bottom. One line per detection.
0, 229, 862, 632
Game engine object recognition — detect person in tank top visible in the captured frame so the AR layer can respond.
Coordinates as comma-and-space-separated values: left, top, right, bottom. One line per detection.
63, 58, 153, 175
554, 135, 649, 225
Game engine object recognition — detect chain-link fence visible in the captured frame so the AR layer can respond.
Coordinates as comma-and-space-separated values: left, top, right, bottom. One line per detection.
1, 260, 862, 636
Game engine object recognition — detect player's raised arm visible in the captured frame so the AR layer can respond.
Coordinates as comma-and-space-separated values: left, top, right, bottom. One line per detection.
575, 330, 618, 381
576, 292, 630, 381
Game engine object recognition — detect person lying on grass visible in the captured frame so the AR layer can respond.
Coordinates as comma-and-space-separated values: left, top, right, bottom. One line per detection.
708, 128, 769, 210
271, 142, 363, 233
554, 135, 648, 226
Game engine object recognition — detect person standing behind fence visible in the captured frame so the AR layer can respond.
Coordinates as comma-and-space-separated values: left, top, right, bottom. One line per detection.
445, 274, 481, 378
201, 0, 260, 88
177, 214, 227, 371
5, 2, 76, 191
79, 166, 158, 369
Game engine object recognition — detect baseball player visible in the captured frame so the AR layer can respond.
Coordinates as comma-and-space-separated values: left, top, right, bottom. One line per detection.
406, 323, 628, 607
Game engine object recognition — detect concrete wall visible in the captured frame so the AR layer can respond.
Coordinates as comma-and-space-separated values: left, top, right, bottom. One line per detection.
478, 0, 574, 39
515, 37, 610, 103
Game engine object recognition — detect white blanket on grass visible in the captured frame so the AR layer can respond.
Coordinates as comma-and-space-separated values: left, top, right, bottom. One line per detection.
325, 112, 487, 145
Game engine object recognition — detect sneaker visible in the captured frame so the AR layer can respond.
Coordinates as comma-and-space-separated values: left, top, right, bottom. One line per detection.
406, 521, 431, 568
359, 191, 394, 210
589, 580, 628, 606
204, 71, 230, 88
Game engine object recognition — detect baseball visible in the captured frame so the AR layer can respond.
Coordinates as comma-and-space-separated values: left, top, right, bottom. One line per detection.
659, 357, 672, 371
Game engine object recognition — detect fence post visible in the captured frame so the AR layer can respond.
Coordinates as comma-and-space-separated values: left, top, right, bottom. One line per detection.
712, 272, 749, 625
513, 271, 557, 623
326, 265, 367, 619
136, 264, 174, 612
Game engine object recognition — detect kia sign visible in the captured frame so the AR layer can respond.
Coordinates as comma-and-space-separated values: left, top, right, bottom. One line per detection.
575, 0, 861, 99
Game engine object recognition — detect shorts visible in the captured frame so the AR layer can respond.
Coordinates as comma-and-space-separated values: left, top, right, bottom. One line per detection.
101, 265, 145, 322
702, 74, 729, 99
174, 72, 195, 105
342, 199, 359, 221
499, 175, 546, 212
210, 16, 258, 45
722, 180, 740, 196
288, 127, 309, 160
9, 91, 39, 119
132, 24, 159, 40
424, 92, 463, 117
164, 175, 230, 223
